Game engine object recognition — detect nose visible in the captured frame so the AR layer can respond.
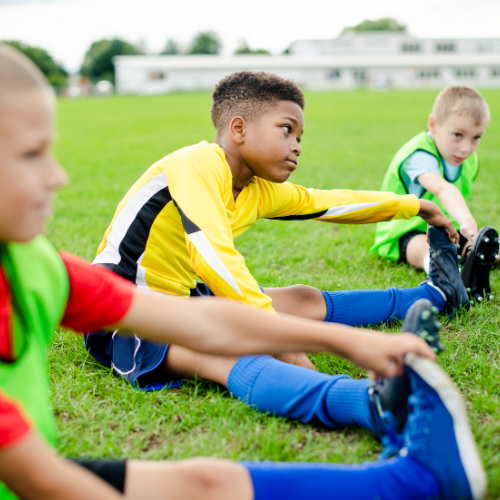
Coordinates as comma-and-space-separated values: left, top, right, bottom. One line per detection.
47, 157, 68, 191
293, 140, 302, 156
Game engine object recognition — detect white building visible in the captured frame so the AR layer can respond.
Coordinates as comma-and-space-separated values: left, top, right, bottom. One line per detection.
114, 32, 500, 94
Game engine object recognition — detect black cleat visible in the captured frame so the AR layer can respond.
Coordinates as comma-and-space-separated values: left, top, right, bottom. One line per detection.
423, 225, 470, 319
368, 299, 442, 440
461, 226, 499, 303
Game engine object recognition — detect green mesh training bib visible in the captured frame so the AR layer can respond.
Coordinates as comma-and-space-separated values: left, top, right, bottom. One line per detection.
370, 131, 479, 261
0, 236, 69, 500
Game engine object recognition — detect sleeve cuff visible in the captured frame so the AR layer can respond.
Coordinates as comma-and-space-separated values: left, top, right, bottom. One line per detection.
395, 194, 420, 220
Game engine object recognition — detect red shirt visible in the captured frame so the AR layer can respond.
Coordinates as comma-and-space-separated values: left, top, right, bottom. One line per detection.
0, 253, 134, 449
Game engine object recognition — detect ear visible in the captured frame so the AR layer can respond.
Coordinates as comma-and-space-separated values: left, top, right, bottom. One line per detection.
228, 116, 247, 144
428, 114, 436, 133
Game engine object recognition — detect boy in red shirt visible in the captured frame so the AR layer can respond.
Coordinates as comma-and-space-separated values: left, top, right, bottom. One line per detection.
0, 43, 486, 500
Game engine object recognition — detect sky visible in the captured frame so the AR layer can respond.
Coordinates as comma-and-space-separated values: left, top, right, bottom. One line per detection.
1, 0, 500, 72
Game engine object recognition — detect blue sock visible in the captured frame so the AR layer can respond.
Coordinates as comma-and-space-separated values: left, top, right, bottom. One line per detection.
227, 355, 374, 431
242, 456, 440, 500
322, 284, 446, 326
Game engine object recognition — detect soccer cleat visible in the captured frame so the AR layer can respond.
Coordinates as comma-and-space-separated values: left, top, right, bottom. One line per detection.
368, 299, 443, 439
460, 226, 499, 302
399, 353, 488, 500
422, 225, 470, 319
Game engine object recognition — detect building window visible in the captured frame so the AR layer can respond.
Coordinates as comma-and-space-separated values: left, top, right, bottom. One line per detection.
326, 69, 341, 80
401, 43, 420, 52
477, 43, 492, 52
491, 68, 500, 77
417, 69, 440, 79
149, 71, 167, 81
436, 43, 455, 52
455, 68, 476, 78
353, 70, 366, 81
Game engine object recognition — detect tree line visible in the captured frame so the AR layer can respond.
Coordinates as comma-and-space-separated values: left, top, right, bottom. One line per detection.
2, 18, 406, 86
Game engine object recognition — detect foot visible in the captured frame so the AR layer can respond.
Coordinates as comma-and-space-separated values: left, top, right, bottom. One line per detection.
461, 226, 499, 302
396, 353, 488, 500
368, 299, 442, 439
423, 225, 470, 317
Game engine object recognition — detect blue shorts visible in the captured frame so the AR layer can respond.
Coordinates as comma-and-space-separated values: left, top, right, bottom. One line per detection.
84, 283, 264, 391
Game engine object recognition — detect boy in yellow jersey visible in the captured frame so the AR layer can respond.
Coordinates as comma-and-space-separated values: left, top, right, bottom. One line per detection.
371, 86, 499, 302
0, 44, 487, 500
87, 71, 469, 425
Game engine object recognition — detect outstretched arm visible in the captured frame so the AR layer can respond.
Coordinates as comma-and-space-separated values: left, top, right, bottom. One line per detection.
0, 433, 121, 500
117, 290, 437, 379
259, 181, 458, 242
0, 390, 121, 500
418, 172, 476, 241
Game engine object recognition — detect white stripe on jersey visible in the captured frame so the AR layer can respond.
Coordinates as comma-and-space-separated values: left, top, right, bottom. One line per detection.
188, 230, 243, 296
318, 202, 383, 218
136, 252, 149, 291
94, 171, 168, 267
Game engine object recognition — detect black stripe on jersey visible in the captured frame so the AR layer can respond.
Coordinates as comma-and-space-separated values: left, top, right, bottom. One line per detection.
173, 201, 201, 234
104, 187, 173, 283
266, 209, 328, 221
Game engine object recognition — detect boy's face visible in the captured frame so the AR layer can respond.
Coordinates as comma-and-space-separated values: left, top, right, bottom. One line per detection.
238, 100, 304, 183
0, 89, 67, 243
428, 113, 487, 166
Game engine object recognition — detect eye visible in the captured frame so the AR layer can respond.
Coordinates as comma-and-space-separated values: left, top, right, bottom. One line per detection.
454, 133, 462, 138
282, 125, 292, 133
23, 148, 43, 159
473, 136, 481, 141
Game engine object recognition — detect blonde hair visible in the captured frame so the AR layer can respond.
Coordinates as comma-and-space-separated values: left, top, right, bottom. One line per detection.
432, 85, 490, 126
0, 43, 48, 97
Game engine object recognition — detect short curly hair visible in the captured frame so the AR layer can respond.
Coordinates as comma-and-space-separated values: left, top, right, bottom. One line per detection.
211, 71, 305, 134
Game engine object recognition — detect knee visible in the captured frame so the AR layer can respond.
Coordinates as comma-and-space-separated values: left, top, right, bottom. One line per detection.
287, 284, 323, 305
181, 458, 248, 498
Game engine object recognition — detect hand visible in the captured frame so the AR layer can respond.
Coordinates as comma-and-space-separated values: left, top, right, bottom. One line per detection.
346, 332, 437, 380
459, 217, 478, 242
418, 200, 459, 244
276, 352, 316, 370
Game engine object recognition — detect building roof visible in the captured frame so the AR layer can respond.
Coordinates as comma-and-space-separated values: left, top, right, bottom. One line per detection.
114, 54, 500, 70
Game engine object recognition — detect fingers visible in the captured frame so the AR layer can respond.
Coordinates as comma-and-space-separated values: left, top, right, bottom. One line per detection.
446, 222, 460, 244
399, 333, 437, 361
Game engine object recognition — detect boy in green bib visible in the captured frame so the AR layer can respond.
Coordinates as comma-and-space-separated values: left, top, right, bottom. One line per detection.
371, 86, 499, 301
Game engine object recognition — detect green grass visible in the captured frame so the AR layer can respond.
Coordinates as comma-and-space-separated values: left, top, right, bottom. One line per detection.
48, 90, 500, 495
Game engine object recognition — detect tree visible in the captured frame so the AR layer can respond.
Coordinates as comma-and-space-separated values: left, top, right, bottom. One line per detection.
188, 31, 222, 55
342, 18, 407, 33
234, 40, 270, 55
3, 40, 68, 86
81, 38, 141, 83
161, 39, 181, 55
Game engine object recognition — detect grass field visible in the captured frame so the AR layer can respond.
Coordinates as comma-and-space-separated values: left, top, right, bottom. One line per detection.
48, 89, 500, 496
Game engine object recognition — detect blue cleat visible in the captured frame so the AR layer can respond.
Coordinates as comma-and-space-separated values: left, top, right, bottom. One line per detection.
397, 353, 487, 500
423, 225, 470, 319
368, 299, 443, 440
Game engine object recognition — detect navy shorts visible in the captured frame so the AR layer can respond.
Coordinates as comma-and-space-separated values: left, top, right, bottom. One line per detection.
84, 283, 265, 391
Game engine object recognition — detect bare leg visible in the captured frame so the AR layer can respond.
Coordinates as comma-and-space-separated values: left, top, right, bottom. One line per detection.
406, 234, 429, 270
164, 345, 240, 386
264, 285, 327, 320
125, 458, 253, 500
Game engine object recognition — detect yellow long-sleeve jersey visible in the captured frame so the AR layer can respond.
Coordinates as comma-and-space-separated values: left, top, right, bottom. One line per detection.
95, 141, 420, 313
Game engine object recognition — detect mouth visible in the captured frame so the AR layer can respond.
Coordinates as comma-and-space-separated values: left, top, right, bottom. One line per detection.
452, 156, 466, 163
285, 159, 298, 170
34, 200, 52, 216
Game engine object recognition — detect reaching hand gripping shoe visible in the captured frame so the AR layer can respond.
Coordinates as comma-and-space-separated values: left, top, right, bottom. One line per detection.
423, 225, 471, 319
460, 226, 499, 303
368, 299, 443, 440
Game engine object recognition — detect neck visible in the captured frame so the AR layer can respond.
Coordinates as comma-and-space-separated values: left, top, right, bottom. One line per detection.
216, 137, 254, 199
